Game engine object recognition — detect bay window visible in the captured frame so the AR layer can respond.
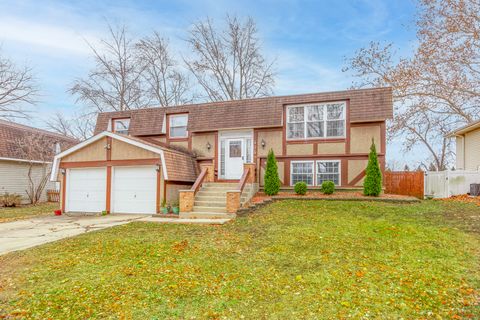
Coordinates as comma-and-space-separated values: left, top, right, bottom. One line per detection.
291, 160, 341, 186
287, 102, 345, 139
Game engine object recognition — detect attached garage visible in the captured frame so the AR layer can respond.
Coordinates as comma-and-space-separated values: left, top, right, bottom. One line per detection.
50, 131, 197, 215
111, 166, 157, 214
66, 167, 106, 213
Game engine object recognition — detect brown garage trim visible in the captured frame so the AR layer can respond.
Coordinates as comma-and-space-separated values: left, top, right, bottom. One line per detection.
156, 169, 161, 213
61, 172, 66, 213
60, 158, 160, 168
106, 166, 112, 213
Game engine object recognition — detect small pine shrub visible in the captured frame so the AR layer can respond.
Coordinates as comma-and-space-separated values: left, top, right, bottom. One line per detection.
264, 149, 281, 196
294, 182, 307, 195
364, 139, 382, 196
321, 181, 335, 194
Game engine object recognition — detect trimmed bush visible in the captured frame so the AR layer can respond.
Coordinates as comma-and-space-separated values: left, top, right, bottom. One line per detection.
264, 149, 281, 196
294, 182, 307, 195
0, 193, 22, 207
321, 181, 335, 194
363, 139, 382, 196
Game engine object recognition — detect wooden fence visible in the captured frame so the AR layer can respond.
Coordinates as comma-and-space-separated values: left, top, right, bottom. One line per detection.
384, 171, 424, 199
47, 189, 60, 202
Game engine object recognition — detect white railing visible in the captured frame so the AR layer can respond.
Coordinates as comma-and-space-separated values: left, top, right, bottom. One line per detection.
425, 170, 480, 198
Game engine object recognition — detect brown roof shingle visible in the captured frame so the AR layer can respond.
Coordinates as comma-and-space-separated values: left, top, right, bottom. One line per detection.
94, 87, 393, 135
0, 120, 78, 162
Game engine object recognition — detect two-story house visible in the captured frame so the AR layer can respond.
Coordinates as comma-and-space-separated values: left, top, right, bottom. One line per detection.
51, 87, 392, 218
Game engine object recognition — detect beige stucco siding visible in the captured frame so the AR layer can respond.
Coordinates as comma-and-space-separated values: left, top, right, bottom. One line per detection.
348, 159, 368, 186
169, 141, 189, 150
463, 129, 480, 170
350, 126, 381, 154
286, 144, 313, 155
62, 138, 106, 162
165, 183, 191, 204
317, 142, 345, 154
0, 160, 56, 204
260, 161, 284, 186
257, 130, 283, 157
110, 139, 159, 160
192, 134, 215, 158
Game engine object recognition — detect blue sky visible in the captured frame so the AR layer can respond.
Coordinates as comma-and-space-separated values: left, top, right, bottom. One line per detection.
0, 0, 417, 165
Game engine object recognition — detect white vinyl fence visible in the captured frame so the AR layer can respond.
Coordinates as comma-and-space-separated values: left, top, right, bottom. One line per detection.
425, 170, 480, 198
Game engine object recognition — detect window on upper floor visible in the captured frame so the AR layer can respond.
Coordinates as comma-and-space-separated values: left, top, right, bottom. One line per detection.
169, 114, 188, 138
286, 102, 346, 139
113, 118, 130, 135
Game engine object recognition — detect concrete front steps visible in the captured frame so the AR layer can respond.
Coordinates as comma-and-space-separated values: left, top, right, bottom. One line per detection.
180, 182, 253, 219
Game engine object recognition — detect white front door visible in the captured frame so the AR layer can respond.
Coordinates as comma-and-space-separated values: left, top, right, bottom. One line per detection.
66, 168, 106, 213
225, 139, 244, 179
111, 166, 157, 214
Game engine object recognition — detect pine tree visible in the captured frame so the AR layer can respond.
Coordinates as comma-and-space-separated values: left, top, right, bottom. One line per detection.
264, 149, 280, 195
363, 140, 382, 196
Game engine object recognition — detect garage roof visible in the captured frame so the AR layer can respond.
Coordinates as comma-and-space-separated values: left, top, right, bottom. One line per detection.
50, 131, 198, 183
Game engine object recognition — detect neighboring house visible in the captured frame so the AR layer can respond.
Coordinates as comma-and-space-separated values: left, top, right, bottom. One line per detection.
449, 120, 480, 170
51, 87, 393, 217
0, 120, 78, 204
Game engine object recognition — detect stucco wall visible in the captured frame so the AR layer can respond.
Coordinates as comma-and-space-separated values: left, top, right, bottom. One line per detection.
62, 137, 106, 162
0, 160, 56, 204
464, 129, 480, 170
286, 143, 314, 155
456, 136, 465, 170
166, 183, 191, 204
317, 142, 345, 154
259, 161, 284, 186
350, 125, 381, 154
111, 139, 159, 160
348, 159, 368, 186
257, 130, 283, 157
169, 140, 189, 150
192, 134, 215, 158
149, 136, 167, 144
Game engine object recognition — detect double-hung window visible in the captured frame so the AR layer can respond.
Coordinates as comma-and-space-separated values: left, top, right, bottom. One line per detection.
169, 114, 188, 138
113, 118, 130, 135
291, 160, 341, 186
287, 102, 345, 139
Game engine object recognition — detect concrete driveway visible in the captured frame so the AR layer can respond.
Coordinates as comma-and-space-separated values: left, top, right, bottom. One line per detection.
0, 214, 149, 255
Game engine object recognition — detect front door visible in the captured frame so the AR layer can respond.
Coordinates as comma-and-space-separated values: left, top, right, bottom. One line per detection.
225, 139, 244, 179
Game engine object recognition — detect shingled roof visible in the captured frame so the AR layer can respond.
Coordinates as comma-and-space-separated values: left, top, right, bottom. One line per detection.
94, 87, 393, 135
0, 120, 78, 162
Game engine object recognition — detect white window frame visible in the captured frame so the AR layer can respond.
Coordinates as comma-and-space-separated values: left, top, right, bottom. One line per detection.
169, 114, 188, 138
113, 118, 130, 135
316, 160, 341, 186
290, 160, 315, 186
290, 159, 342, 187
286, 102, 346, 140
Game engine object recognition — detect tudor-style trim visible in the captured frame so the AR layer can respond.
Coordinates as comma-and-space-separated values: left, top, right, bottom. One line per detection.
349, 169, 366, 186
59, 159, 160, 168
106, 166, 112, 213
50, 131, 168, 182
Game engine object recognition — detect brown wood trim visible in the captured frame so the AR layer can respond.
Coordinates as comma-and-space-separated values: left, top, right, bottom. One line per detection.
166, 180, 194, 185
216, 179, 240, 183
60, 158, 160, 168
282, 105, 287, 156
349, 169, 366, 186
106, 166, 111, 213
190, 167, 208, 194
341, 159, 348, 186
255, 127, 282, 132
106, 136, 112, 161
156, 169, 161, 213
380, 121, 386, 154
258, 154, 384, 160
286, 138, 346, 144
313, 143, 318, 154
61, 171, 66, 212
163, 179, 167, 202
345, 100, 351, 154
350, 121, 384, 127
284, 160, 291, 186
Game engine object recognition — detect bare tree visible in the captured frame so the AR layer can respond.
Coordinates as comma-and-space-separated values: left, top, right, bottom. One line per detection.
185, 16, 275, 101
15, 135, 55, 204
70, 24, 146, 112
343, 0, 480, 170
44, 112, 95, 140
136, 32, 192, 106
0, 50, 38, 119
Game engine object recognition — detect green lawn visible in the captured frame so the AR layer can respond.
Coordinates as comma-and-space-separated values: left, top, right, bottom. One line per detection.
0, 202, 58, 223
0, 200, 479, 319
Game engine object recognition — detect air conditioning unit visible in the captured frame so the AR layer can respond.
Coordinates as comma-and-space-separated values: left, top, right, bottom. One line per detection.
470, 184, 480, 196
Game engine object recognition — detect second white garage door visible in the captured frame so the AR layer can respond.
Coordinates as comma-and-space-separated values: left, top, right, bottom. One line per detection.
111, 166, 157, 214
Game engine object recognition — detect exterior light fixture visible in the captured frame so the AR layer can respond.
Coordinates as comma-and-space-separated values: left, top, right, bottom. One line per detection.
105, 143, 111, 150
156, 164, 161, 172
60, 168, 66, 175
206, 142, 212, 150
261, 139, 266, 149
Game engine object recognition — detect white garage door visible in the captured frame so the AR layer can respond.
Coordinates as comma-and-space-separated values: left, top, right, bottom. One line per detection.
66, 168, 106, 213
111, 166, 157, 214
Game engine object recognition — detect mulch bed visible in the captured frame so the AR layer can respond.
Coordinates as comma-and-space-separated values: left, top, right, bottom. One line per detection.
440, 194, 480, 206
251, 191, 419, 204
